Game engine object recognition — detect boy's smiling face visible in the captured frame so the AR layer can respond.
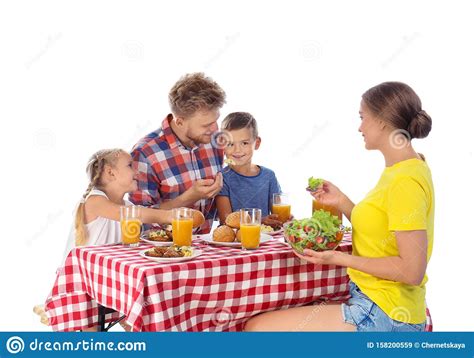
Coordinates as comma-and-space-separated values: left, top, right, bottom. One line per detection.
224, 127, 261, 166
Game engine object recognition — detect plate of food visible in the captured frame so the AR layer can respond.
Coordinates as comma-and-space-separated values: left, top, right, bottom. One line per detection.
140, 245, 202, 263
261, 224, 284, 236
284, 209, 350, 253
201, 225, 273, 247
141, 228, 173, 246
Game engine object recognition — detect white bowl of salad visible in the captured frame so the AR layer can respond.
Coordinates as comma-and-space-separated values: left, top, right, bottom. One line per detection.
284, 209, 347, 253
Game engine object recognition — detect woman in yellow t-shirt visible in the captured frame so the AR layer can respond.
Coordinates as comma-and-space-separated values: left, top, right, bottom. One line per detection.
245, 82, 434, 332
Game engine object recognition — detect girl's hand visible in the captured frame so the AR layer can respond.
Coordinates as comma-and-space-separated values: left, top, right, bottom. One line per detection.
309, 180, 344, 210
294, 248, 344, 266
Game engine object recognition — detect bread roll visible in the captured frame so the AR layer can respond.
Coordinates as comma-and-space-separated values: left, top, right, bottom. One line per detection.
235, 229, 241, 242
192, 210, 205, 228
225, 211, 241, 229
213, 225, 236, 242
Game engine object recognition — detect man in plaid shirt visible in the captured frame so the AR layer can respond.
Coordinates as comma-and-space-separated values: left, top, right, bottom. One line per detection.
130, 73, 226, 233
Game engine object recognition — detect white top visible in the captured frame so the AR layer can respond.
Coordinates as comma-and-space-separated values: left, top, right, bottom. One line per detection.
63, 189, 132, 262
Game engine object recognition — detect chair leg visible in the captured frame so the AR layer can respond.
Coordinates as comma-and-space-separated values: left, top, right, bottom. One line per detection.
97, 305, 106, 332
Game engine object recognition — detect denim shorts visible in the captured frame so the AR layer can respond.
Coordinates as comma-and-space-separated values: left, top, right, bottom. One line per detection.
341, 281, 426, 332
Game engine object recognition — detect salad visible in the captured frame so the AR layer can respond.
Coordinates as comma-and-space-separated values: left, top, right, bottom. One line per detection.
284, 209, 349, 253
307, 177, 324, 191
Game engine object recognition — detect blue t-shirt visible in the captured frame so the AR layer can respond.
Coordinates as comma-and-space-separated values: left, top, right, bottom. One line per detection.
218, 166, 281, 216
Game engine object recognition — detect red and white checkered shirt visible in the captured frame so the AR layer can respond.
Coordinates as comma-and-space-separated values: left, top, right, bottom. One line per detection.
129, 115, 223, 234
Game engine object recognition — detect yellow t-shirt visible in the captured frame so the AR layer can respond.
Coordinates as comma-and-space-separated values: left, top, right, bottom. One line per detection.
348, 158, 435, 324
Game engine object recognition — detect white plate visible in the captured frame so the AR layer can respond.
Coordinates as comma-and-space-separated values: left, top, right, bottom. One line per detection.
263, 228, 284, 236
140, 229, 173, 246
200, 233, 273, 247
140, 238, 173, 246
139, 248, 203, 263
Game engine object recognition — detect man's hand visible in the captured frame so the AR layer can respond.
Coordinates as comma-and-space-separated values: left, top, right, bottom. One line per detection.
186, 172, 223, 202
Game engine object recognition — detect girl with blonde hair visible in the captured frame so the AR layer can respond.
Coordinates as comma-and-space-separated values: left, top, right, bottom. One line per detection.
65, 148, 203, 255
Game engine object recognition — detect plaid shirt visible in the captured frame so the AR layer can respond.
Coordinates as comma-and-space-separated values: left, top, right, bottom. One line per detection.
130, 115, 223, 234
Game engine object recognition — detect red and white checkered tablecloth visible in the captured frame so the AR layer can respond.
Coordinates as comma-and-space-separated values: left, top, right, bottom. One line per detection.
45, 234, 432, 331
45, 235, 353, 331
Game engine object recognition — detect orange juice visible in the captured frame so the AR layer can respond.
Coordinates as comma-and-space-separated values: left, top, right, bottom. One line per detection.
312, 200, 342, 220
121, 219, 141, 245
272, 204, 291, 222
240, 224, 261, 249
172, 218, 193, 246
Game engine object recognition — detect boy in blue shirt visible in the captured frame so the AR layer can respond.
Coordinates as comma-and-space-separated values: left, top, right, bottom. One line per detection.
216, 112, 283, 228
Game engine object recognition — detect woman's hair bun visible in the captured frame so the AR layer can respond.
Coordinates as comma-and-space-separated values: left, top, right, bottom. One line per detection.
408, 109, 432, 139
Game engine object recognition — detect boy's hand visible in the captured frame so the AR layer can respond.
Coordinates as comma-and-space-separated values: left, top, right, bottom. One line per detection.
262, 214, 283, 228
186, 172, 223, 202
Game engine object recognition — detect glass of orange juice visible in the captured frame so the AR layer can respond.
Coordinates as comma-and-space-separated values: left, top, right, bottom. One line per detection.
120, 206, 142, 247
272, 193, 291, 222
312, 199, 342, 220
172, 207, 194, 247
240, 208, 262, 250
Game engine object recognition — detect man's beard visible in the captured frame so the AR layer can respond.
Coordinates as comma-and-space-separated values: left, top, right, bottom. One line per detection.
187, 131, 212, 146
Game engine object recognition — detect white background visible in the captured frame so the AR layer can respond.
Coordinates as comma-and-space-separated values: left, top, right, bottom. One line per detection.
1, 0, 473, 331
